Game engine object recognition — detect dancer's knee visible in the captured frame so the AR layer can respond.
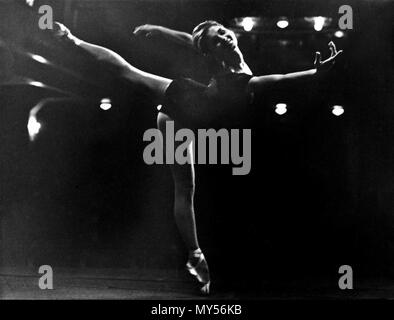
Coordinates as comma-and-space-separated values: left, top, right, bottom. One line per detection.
174, 181, 195, 199
174, 192, 194, 217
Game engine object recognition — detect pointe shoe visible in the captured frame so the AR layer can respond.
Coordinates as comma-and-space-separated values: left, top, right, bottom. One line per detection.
186, 251, 211, 295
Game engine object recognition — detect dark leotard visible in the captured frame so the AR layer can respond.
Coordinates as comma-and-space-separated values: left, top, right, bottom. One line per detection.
163, 72, 254, 129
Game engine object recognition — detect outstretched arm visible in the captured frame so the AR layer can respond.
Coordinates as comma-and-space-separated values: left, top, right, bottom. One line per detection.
248, 41, 343, 95
133, 24, 195, 51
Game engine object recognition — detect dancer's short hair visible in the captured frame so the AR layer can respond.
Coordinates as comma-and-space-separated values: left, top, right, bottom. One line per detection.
192, 20, 224, 55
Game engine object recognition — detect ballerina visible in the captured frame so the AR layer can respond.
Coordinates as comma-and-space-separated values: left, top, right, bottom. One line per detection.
52, 21, 342, 295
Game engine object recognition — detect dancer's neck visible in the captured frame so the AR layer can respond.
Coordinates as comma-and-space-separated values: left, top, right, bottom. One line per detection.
221, 49, 252, 75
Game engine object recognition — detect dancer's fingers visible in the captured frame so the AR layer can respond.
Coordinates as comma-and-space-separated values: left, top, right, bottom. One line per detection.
329, 45, 334, 57
133, 24, 154, 37
320, 49, 343, 67
314, 51, 322, 67
328, 41, 337, 56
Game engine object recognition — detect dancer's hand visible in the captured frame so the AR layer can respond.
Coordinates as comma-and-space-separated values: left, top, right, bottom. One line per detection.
133, 24, 163, 38
53, 22, 71, 39
314, 41, 343, 73
52, 22, 80, 45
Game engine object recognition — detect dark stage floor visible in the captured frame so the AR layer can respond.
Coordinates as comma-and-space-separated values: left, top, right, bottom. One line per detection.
1, 267, 394, 300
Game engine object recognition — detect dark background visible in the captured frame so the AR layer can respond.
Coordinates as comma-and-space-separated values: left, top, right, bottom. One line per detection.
0, 0, 393, 291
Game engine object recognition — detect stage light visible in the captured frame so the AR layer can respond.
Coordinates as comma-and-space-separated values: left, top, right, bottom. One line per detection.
275, 103, 287, 115
27, 116, 41, 141
157, 105, 162, 111
332, 105, 344, 116
29, 81, 45, 88
277, 18, 289, 29
31, 54, 49, 64
242, 17, 254, 32
334, 30, 345, 38
313, 16, 325, 31
26, 0, 35, 7
100, 98, 112, 111
279, 40, 290, 46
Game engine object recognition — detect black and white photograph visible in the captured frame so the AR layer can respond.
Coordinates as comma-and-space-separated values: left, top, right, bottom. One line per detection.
0, 0, 393, 310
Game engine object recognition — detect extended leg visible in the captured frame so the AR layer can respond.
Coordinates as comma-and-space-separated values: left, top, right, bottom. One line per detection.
54, 22, 172, 100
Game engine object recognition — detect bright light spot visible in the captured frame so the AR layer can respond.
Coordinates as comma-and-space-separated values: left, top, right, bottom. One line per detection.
242, 17, 254, 32
29, 81, 45, 88
157, 104, 162, 111
26, 0, 35, 7
277, 19, 289, 29
275, 103, 287, 115
279, 40, 290, 46
313, 16, 325, 31
332, 105, 344, 116
27, 116, 41, 141
100, 98, 112, 111
31, 54, 48, 64
334, 30, 345, 38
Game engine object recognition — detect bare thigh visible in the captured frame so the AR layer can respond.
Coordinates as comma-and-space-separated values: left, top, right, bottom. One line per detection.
157, 112, 195, 190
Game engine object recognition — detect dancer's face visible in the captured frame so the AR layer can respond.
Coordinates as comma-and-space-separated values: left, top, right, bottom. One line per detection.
204, 25, 239, 61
